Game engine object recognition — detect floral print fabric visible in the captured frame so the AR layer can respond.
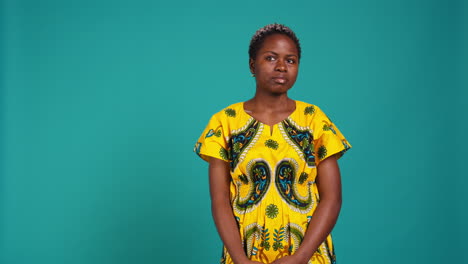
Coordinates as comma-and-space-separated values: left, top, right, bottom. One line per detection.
194, 100, 351, 264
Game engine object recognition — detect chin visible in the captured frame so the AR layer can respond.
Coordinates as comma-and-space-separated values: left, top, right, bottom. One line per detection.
270, 87, 292, 95
275, 84, 293, 92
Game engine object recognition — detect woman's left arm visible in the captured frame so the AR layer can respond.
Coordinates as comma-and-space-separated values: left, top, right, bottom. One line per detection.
272, 154, 342, 264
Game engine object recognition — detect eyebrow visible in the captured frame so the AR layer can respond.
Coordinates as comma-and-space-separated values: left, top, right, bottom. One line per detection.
262, 51, 298, 57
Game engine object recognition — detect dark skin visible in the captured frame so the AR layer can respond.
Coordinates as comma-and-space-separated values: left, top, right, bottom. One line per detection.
245, 34, 298, 129
209, 34, 342, 264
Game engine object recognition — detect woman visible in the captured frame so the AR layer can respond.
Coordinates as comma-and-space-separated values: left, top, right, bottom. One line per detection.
194, 23, 351, 264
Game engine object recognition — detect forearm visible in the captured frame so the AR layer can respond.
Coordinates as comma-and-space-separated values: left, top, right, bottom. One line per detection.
294, 197, 342, 262
212, 198, 249, 264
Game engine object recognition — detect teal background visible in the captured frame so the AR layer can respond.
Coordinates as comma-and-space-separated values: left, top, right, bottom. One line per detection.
1, 0, 466, 263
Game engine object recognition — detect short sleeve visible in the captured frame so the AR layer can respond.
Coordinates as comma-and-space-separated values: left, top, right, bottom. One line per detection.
311, 106, 351, 166
194, 114, 230, 162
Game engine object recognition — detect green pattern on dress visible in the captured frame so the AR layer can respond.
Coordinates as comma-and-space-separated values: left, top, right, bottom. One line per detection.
287, 224, 304, 252
304, 105, 315, 115
233, 142, 242, 153
265, 139, 279, 150
194, 142, 201, 155
266, 204, 279, 219
281, 119, 316, 167
219, 147, 229, 160
260, 228, 271, 251
234, 160, 271, 213
318, 145, 327, 160
323, 123, 337, 135
238, 174, 249, 184
272, 226, 285, 251
206, 128, 223, 138
205, 129, 215, 138
224, 108, 236, 117
229, 119, 261, 171
275, 159, 313, 213
298, 172, 309, 184
324, 237, 336, 264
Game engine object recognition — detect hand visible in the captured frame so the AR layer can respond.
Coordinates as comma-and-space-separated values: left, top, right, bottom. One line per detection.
271, 255, 308, 264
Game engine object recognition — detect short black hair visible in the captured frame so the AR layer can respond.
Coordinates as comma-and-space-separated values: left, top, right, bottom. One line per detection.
248, 23, 301, 61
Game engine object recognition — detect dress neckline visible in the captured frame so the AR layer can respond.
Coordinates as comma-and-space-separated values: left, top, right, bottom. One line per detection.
241, 100, 297, 128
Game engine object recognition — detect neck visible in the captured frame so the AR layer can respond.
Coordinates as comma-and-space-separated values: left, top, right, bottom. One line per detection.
250, 92, 292, 111
244, 93, 295, 113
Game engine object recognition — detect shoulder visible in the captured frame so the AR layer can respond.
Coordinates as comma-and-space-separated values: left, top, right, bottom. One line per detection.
209, 102, 244, 120
204, 102, 248, 134
295, 100, 321, 115
292, 100, 328, 124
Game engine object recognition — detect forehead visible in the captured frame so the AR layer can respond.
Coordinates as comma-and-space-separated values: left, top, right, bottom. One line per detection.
259, 34, 298, 54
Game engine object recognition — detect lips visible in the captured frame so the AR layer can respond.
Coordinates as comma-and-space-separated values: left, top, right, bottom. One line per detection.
272, 77, 287, 84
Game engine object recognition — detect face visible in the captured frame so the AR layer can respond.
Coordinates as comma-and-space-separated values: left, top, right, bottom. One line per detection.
250, 34, 299, 95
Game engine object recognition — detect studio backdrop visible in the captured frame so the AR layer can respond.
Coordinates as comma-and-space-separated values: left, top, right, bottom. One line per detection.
1, 0, 466, 263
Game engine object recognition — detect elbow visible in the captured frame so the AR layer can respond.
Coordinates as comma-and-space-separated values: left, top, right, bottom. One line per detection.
329, 196, 342, 212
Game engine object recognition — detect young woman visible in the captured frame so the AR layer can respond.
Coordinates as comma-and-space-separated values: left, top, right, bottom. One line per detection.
194, 23, 351, 264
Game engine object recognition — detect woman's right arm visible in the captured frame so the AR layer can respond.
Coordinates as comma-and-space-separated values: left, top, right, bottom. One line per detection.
209, 157, 262, 264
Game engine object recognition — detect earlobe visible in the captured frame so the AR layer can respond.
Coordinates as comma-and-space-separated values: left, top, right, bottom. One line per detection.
249, 58, 255, 74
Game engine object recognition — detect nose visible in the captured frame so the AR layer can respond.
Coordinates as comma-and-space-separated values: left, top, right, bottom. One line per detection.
275, 59, 287, 72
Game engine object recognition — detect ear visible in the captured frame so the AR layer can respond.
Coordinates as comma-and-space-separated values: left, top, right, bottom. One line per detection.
249, 58, 255, 74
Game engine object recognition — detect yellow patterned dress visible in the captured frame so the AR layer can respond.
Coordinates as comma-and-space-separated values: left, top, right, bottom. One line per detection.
194, 100, 351, 264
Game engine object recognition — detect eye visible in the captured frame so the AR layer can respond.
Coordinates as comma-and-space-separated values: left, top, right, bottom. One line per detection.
266, 56, 276, 61
286, 59, 296, 64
